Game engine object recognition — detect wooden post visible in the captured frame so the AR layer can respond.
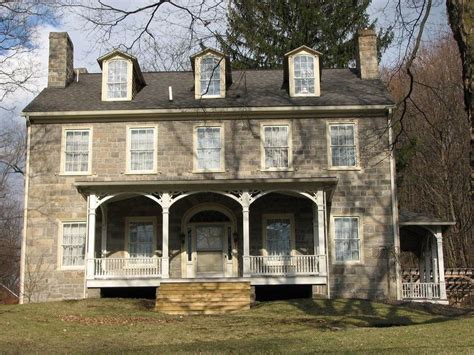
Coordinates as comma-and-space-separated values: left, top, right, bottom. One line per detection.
100, 204, 108, 258
161, 193, 171, 279
435, 227, 447, 300
316, 191, 327, 276
241, 191, 250, 277
86, 194, 97, 280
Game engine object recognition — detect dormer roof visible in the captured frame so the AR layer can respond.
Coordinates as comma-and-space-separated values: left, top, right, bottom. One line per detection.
97, 49, 146, 86
284, 45, 322, 57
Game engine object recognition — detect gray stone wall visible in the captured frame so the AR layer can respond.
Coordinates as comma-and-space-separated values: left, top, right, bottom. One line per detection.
24, 115, 396, 301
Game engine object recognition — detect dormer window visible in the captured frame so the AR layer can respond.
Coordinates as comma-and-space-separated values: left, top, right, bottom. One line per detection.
107, 59, 129, 99
200, 56, 221, 96
191, 47, 231, 99
285, 46, 321, 97
294, 55, 315, 95
98, 50, 146, 102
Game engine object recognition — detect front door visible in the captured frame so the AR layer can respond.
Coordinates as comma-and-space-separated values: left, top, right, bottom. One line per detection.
195, 225, 225, 277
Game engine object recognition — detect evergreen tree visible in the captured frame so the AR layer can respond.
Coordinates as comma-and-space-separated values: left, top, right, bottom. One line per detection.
219, 0, 392, 69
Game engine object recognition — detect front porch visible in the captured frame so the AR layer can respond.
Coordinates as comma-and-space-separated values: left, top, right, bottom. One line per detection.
79, 178, 334, 290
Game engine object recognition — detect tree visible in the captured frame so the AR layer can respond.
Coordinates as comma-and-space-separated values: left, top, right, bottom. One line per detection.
220, 0, 393, 69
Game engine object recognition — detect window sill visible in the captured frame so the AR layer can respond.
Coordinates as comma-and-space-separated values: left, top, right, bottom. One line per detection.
332, 260, 363, 266
192, 169, 226, 174
59, 266, 85, 271
103, 97, 131, 102
327, 166, 361, 171
199, 94, 225, 99
124, 171, 157, 175
260, 168, 294, 172
59, 172, 92, 176
291, 93, 318, 98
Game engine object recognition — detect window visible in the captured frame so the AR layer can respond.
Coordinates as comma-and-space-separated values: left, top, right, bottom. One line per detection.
334, 217, 360, 262
264, 216, 293, 256
63, 129, 91, 174
200, 56, 221, 96
107, 59, 128, 99
195, 126, 223, 171
294, 55, 315, 95
127, 220, 155, 258
262, 125, 290, 170
329, 124, 357, 167
61, 222, 86, 268
127, 127, 156, 173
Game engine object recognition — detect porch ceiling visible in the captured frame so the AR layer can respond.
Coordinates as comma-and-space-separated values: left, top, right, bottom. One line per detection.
74, 177, 338, 196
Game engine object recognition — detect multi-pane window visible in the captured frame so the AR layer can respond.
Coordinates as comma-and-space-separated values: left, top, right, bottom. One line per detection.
129, 128, 155, 172
196, 127, 222, 171
61, 222, 86, 267
329, 124, 357, 167
294, 55, 315, 95
263, 125, 290, 169
200, 57, 221, 96
128, 221, 154, 258
107, 59, 128, 99
334, 217, 360, 262
266, 218, 292, 256
64, 129, 90, 173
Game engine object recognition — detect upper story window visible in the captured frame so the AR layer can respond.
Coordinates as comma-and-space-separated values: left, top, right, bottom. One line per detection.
60, 221, 86, 268
285, 46, 321, 97
329, 123, 358, 168
334, 217, 360, 262
195, 126, 224, 172
127, 126, 157, 174
294, 55, 315, 95
62, 128, 91, 175
262, 124, 292, 170
107, 59, 129, 99
200, 57, 221, 96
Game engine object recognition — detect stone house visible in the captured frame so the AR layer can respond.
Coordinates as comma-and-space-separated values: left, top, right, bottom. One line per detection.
19, 30, 451, 311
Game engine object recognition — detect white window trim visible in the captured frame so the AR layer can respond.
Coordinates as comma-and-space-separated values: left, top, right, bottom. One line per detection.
194, 54, 226, 99
124, 217, 158, 259
288, 50, 320, 97
57, 219, 87, 270
125, 125, 158, 174
330, 215, 364, 265
326, 121, 361, 171
260, 123, 293, 171
101, 56, 133, 102
193, 124, 225, 173
261, 214, 296, 257
60, 126, 93, 176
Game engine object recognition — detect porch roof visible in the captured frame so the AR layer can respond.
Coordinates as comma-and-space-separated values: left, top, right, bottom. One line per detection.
74, 177, 338, 195
399, 209, 456, 227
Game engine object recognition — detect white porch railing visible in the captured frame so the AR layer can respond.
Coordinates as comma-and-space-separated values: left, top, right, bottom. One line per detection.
249, 255, 323, 276
402, 282, 441, 299
90, 257, 162, 279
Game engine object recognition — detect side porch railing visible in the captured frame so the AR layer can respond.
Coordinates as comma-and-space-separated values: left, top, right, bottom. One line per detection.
402, 282, 441, 299
90, 257, 162, 279
249, 255, 325, 276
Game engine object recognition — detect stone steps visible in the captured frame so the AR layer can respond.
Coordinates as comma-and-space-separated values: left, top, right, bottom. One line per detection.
155, 281, 251, 314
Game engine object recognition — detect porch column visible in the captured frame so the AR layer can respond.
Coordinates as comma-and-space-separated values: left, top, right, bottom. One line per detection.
161, 193, 171, 279
86, 194, 97, 280
316, 191, 327, 276
100, 204, 108, 257
431, 237, 439, 284
435, 227, 447, 300
241, 191, 250, 277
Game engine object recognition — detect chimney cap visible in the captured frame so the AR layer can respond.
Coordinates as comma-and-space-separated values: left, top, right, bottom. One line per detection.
357, 28, 377, 37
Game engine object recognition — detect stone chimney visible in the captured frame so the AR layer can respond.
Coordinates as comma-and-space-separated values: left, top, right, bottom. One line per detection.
48, 32, 74, 88
356, 29, 379, 80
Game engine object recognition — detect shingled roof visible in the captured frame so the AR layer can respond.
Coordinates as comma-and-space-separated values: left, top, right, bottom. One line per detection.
23, 68, 393, 113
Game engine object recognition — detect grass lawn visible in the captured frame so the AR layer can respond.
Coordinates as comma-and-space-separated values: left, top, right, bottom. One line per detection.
0, 298, 472, 353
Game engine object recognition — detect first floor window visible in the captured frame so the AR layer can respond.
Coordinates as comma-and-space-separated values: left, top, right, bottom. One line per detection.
129, 127, 156, 172
334, 217, 360, 262
196, 126, 222, 170
265, 217, 292, 256
64, 129, 90, 173
263, 125, 290, 169
62, 222, 86, 267
128, 221, 154, 258
329, 124, 357, 167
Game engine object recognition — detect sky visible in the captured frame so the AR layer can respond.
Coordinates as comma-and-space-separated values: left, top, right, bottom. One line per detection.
0, 0, 451, 199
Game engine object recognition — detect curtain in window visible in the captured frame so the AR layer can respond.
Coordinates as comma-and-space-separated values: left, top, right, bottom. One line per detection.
196, 127, 221, 170
330, 125, 356, 166
200, 57, 221, 96
107, 60, 128, 99
266, 219, 291, 256
294, 55, 315, 94
334, 217, 359, 261
130, 128, 155, 171
62, 223, 86, 266
264, 126, 289, 169
128, 222, 154, 258
65, 130, 90, 172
